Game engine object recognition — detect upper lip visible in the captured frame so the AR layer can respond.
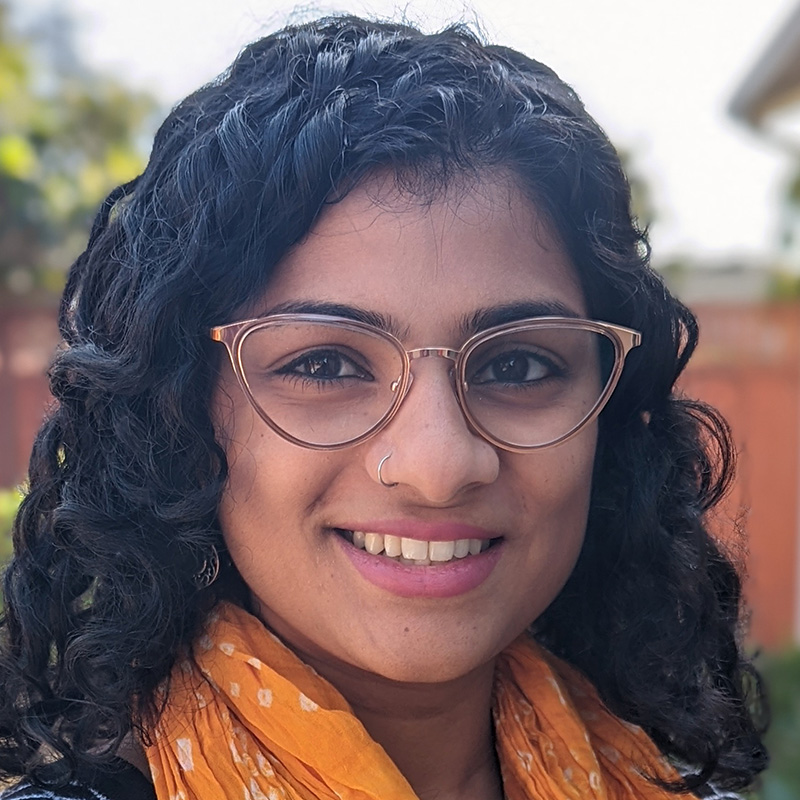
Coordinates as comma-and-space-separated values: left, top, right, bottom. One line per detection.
332, 520, 500, 542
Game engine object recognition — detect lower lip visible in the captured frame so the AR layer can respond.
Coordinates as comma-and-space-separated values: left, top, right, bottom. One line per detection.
335, 533, 503, 598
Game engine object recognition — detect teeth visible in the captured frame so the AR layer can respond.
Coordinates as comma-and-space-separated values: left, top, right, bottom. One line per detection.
384, 534, 402, 557
348, 531, 494, 565
429, 541, 455, 562
364, 533, 384, 555
401, 537, 428, 560
453, 539, 470, 558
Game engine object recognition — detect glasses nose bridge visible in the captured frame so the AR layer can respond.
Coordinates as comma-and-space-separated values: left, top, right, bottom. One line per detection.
406, 346, 460, 364
397, 345, 464, 409
404, 346, 461, 388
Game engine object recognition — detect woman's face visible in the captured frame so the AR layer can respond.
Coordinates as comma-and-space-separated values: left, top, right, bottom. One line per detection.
212, 175, 596, 683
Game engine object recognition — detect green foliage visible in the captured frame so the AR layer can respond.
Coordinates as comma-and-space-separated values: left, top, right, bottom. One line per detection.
760, 648, 800, 799
0, 486, 21, 565
0, 1, 158, 297
751, 647, 800, 800
767, 270, 800, 301
0, 486, 21, 615
617, 147, 654, 231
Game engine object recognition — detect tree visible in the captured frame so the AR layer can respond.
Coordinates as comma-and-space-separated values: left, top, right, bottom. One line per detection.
0, 1, 158, 297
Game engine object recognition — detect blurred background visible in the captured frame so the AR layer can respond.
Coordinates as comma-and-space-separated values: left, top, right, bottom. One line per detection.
1, 0, 800, 795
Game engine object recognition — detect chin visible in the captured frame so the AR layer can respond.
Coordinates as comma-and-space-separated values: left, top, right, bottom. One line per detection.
347, 632, 510, 685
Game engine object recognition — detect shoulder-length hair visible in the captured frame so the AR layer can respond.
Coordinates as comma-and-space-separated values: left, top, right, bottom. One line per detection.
0, 16, 767, 791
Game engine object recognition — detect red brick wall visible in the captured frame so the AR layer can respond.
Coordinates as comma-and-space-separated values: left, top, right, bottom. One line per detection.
0, 301, 60, 487
682, 303, 800, 648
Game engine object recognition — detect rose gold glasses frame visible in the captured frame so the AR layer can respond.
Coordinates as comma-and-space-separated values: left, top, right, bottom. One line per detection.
210, 314, 642, 452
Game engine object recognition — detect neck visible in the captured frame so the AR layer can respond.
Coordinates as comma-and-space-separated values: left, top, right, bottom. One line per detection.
301, 653, 505, 800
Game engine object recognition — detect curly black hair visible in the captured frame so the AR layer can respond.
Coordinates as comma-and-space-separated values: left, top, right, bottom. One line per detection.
0, 15, 767, 793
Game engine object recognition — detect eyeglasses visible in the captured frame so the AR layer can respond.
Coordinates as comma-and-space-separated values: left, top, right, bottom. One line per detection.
210, 314, 641, 452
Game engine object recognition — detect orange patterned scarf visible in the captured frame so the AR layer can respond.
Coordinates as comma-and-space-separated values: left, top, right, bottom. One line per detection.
145, 602, 691, 799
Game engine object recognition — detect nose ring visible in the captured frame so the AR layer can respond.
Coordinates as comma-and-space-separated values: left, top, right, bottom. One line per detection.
377, 454, 398, 488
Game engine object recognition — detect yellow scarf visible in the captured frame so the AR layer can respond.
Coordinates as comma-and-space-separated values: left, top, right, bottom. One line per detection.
146, 602, 690, 799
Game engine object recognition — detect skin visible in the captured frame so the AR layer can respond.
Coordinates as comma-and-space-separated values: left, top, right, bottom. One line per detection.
212, 174, 597, 800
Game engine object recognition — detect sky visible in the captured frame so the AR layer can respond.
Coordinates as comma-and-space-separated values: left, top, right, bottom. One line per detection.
26, 0, 800, 265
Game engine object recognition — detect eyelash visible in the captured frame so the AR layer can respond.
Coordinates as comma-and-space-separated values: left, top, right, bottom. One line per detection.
469, 349, 565, 386
276, 349, 373, 383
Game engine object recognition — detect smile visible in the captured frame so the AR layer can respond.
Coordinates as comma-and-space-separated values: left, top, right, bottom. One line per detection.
336, 529, 495, 565
334, 527, 504, 598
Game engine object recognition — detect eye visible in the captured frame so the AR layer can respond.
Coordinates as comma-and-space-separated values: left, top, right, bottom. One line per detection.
470, 349, 560, 386
276, 348, 372, 382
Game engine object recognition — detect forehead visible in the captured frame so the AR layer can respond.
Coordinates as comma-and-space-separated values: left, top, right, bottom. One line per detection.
260, 173, 587, 339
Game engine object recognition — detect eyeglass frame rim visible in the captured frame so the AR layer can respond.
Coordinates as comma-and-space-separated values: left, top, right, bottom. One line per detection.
210, 313, 642, 453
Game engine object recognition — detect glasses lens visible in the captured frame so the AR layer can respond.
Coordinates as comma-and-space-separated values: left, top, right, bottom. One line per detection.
462, 325, 616, 448
238, 320, 405, 447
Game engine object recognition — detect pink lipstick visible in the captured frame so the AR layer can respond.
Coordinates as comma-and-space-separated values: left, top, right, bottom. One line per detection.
332, 521, 503, 598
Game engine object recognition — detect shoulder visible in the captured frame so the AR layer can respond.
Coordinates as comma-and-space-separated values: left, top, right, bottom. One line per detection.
0, 761, 155, 800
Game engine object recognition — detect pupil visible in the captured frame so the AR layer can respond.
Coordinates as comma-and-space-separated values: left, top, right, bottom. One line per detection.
493, 354, 527, 382
307, 354, 341, 376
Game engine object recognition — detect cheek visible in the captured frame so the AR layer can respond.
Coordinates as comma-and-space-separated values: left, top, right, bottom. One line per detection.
213, 390, 340, 567
217, 429, 301, 534
213, 372, 299, 514
212, 378, 282, 546
216, 435, 308, 602
518, 429, 596, 515
516, 432, 596, 580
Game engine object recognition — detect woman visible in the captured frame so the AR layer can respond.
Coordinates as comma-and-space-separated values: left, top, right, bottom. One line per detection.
0, 15, 767, 800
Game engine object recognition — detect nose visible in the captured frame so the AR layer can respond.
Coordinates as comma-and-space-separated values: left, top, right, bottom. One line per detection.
369, 357, 500, 503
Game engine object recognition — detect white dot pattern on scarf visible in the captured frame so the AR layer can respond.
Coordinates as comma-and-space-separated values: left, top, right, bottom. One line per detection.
175, 738, 193, 772
258, 688, 273, 707
599, 744, 621, 763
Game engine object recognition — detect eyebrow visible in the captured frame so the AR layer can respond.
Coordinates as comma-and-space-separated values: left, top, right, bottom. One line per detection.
261, 298, 582, 340
460, 300, 582, 337
261, 300, 407, 338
